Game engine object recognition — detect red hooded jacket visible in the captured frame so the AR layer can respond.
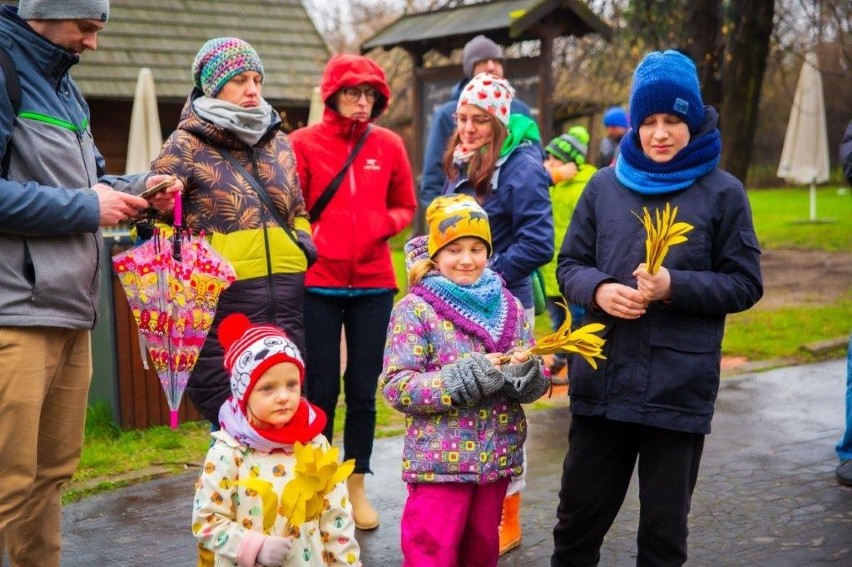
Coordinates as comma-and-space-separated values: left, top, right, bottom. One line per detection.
289, 54, 416, 290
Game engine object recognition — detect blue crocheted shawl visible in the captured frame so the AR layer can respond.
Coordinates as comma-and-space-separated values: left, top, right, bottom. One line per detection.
412, 270, 519, 353
615, 105, 722, 195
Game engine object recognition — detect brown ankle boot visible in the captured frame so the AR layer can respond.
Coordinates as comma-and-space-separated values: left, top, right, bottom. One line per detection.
346, 473, 379, 530
498, 492, 522, 555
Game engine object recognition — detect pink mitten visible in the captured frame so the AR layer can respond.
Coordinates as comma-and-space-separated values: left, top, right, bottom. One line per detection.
256, 535, 292, 566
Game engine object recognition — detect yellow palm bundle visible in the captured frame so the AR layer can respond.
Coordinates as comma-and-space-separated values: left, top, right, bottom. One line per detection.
501, 301, 606, 369
632, 202, 694, 274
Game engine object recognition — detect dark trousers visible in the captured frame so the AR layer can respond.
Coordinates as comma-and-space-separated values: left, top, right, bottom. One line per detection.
303, 291, 394, 474
552, 415, 705, 567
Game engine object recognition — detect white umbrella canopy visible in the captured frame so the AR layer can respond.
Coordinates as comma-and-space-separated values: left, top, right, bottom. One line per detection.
307, 86, 323, 126
777, 52, 830, 221
125, 68, 163, 174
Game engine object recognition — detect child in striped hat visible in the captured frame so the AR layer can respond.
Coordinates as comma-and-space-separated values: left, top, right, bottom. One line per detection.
192, 314, 361, 566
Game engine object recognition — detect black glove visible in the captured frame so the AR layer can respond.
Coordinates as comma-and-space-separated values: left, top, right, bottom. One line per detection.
441, 353, 505, 404
296, 229, 318, 267
502, 356, 549, 403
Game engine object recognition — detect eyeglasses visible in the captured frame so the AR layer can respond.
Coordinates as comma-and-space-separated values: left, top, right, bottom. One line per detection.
453, 113, 492, 127
341, 87, 378, 103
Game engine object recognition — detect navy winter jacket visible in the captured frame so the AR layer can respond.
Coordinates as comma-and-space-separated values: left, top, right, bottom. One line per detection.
420, 78, 533, 209
447, 142, 553, 309
556, 166, 763, 434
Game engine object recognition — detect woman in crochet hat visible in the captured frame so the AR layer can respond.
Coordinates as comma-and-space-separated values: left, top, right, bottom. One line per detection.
441, 71, 553, 554
381, 194, 548, 566
148, 38, 317, 563
150, 37, 315, 423
552, 50, 763, 565
192, 313, 361, 566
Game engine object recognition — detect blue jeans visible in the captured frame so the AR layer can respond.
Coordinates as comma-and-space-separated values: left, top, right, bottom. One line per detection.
836, 335, 852, 461
303, 290, 394, 474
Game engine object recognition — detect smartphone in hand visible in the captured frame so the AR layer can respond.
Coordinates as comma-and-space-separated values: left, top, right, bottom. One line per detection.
140, 177, 175, 200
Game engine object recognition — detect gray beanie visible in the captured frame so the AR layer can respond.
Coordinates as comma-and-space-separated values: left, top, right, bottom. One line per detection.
462, 35, 503, 78
18, 0, 109, 22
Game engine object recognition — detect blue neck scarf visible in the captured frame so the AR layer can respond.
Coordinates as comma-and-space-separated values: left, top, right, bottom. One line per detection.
615, 106, 722, 195
413, 269, 519, 353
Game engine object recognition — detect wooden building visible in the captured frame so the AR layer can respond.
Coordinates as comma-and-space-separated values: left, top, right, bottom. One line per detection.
71, 0, 330, 175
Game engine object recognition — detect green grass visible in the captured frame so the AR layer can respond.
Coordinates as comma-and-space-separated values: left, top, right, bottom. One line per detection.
68, 186, 851, 501
748, 186, 852, 251
723, 299, 851, 361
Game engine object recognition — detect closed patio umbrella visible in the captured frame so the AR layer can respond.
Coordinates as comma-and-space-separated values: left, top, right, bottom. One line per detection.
777, 52, 830, 221
126, 68, 163, 174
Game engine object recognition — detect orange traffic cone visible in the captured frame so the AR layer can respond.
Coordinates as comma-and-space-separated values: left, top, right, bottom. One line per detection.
498, 492, 522, 555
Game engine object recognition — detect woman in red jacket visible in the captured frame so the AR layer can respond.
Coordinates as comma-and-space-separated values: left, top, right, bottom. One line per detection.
289, 54, 416, 530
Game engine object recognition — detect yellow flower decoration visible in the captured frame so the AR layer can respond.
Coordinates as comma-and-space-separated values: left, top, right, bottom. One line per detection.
280, 443, 355, 527
232, 477, 277, 532
230, 443, 354, 534
632, 202, 694, 275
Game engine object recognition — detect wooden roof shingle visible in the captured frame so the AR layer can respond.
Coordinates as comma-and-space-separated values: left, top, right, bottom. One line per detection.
53, 0, 330, 103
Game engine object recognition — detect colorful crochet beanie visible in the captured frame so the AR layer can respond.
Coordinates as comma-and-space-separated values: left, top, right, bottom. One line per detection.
457, 72, 514, 127
546, 125, 590, 166
218, 313, 304, 415
192, 37, 264, 98
426, 194, 492, 258
629, 50, 705, 133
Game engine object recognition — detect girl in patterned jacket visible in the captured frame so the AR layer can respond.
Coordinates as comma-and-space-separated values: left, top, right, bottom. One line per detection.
380, 194, 549, 567
192, 313, 360, 567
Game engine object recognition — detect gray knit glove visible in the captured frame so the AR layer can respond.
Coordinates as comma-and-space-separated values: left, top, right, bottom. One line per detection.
441, 353, 506, 404
502, 356, 549, 403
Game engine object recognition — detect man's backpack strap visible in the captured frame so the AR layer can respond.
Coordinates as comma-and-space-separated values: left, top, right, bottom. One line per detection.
0, 47, 20, 178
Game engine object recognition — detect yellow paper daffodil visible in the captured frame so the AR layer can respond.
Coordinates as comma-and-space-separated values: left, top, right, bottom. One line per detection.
279, 443, 355, 528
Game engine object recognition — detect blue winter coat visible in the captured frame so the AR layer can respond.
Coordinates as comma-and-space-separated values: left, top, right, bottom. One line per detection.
446, 142, 553, 309
556, 166, 763, 434
420, 78, 533, 209
0, 7, 145, 330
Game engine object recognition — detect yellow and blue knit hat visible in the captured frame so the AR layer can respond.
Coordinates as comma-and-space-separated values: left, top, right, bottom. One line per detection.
192, 37, 264, 98
426, 194, 492, 258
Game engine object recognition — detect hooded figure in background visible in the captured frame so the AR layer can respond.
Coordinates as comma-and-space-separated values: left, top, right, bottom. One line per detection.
289, 53, 417, 531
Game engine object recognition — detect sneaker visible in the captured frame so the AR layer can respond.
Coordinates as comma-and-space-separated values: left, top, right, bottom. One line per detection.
836, 460, 852, 486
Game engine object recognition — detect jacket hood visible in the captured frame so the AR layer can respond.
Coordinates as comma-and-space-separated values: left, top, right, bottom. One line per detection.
320, 54, 390, 120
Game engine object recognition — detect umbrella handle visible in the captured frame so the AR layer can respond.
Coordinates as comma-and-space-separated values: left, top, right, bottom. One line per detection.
169, 409, 179, 429
172, 191, 183, 261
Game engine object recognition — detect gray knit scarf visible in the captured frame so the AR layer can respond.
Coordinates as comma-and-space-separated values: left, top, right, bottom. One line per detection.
193, 96, 277, 147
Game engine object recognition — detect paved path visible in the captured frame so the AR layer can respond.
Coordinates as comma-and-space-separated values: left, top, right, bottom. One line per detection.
57, 359, 850, 566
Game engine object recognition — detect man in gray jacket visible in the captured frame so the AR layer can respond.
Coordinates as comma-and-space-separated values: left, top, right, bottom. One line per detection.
0, 2, 180, 565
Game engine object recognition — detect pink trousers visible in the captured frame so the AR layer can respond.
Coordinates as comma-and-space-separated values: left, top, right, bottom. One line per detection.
400, 478, 510, 567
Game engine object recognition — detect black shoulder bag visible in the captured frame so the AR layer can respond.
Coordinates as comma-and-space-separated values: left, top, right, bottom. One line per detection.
308, 125, 372, 223
218, 148, 300, 244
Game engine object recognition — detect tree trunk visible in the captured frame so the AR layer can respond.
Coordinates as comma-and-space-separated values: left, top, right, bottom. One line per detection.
685, 0, 723, 108
719, 0, 775, 181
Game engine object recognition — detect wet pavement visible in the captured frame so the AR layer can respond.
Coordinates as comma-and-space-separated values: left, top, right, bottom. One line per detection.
57, 359, 851, 566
